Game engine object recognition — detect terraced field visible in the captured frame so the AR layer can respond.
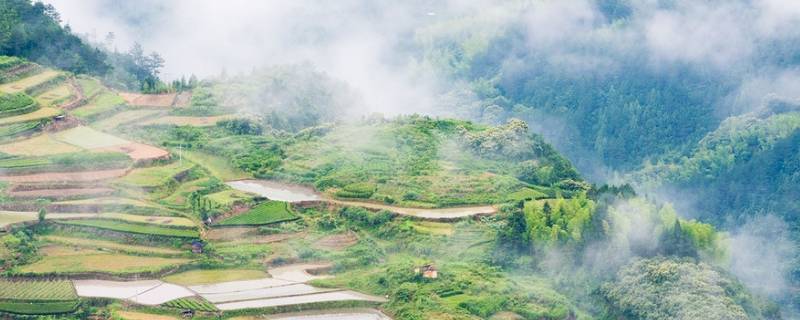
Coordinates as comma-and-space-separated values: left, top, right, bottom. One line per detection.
116, 161, 194, 189
217, 201, 296, 226
58, 219, 199, 238
0, 107, 61, 125
0, 70, 62, 94
0, 134, 81, 155
17, 246, 190, 274
41, 235, 183, 255
0, 280, 78, 315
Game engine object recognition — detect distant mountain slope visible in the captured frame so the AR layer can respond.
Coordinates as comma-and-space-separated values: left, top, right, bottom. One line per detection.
0, 0, 108, 75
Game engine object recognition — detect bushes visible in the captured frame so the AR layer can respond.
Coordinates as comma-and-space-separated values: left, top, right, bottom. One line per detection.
0, 93, 37, 118
335, 182, 376, 199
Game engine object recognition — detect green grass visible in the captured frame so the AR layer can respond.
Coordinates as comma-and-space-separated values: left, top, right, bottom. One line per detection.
0, 92, 36, 116
0, 280, 78, 315
0, 300, 78, 315
76, 76, 102, 98
117, 161, 195, 188
17, 246, 190, 274
0, 151, 130, 173
54, 126, 130, 149
34, 83, 72, 107
0, 70, 62, 94
506, 187, 548, 202
58, 219, 199, 238
41, 235, 183, 255
204, 189, 254, 207
217, 201, 296, 226
0, 280, 77, 300
163, 269, 267, 285
0, 120, 42, 140
163, 297, 217, 312
182, 149, 251, 180
71, 91, 125, 119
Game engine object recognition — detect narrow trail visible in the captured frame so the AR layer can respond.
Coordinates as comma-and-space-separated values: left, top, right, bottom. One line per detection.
226, 179, 498, 220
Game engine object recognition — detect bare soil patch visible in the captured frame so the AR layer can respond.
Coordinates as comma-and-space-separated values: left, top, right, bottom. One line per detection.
119, 92, 176, 107
97, 142, 169, 161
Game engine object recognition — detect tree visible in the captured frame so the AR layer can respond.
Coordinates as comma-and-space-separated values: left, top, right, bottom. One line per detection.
659, 220, 697, 258
37, 207, 46, 223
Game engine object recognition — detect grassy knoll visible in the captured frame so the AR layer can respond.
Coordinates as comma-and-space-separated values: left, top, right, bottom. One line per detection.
41, 235, 183, 255
182, 149, 251, 180
34, 83, 72, 107
58, 219, 199, 238
0, 70, 61, 94
0, 134, 81, 156
0, 107, 60, 125
217, 201, 296, 226
161, 177, 211, 207
273, 117, 578, 207
411, 221, 454, 236
116, 161, 195, 189
55, 126, 129, 149
17, 245, 190, 274
163, 269, 267, 285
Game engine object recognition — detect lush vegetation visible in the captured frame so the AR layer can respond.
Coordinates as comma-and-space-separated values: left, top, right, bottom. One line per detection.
0, 92, 36, 117
217, 201, 296, 226
57, 219, 198, 238
0, 0, 108, 75
601, 258, 776, 320
163, 297, 217, 312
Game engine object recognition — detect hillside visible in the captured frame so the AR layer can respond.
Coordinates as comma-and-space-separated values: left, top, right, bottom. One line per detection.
0, 57, 778, 319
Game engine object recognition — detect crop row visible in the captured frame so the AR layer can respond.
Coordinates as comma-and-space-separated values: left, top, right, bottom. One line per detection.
0, 300, 78, 315
0, 280, 77, 300
217, 201, 296, 226
58, 219, 199, 238
163, 297, 217, 311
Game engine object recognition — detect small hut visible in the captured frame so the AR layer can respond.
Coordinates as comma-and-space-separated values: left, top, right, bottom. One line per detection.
191, 240, 204, 254
415, 264, 438, 279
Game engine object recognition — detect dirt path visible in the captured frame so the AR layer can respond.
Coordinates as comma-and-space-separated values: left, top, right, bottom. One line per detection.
330, 199, 496, 220
0, 168, 129, 183
60, 78, 85, 110
263, 308, 392, 320
226, 180, 498, 220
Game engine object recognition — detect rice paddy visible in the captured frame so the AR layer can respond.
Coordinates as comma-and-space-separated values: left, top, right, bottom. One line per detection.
163, 269, 268, 285
217, 201, 297, 226
116, 161, 194, 188
0, 70, 62, 94
55, 126, 130, 149
57, 219, 199, 238
41, 235, 183, 255
17, 246, 190, 274
0, 134, 81, 156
